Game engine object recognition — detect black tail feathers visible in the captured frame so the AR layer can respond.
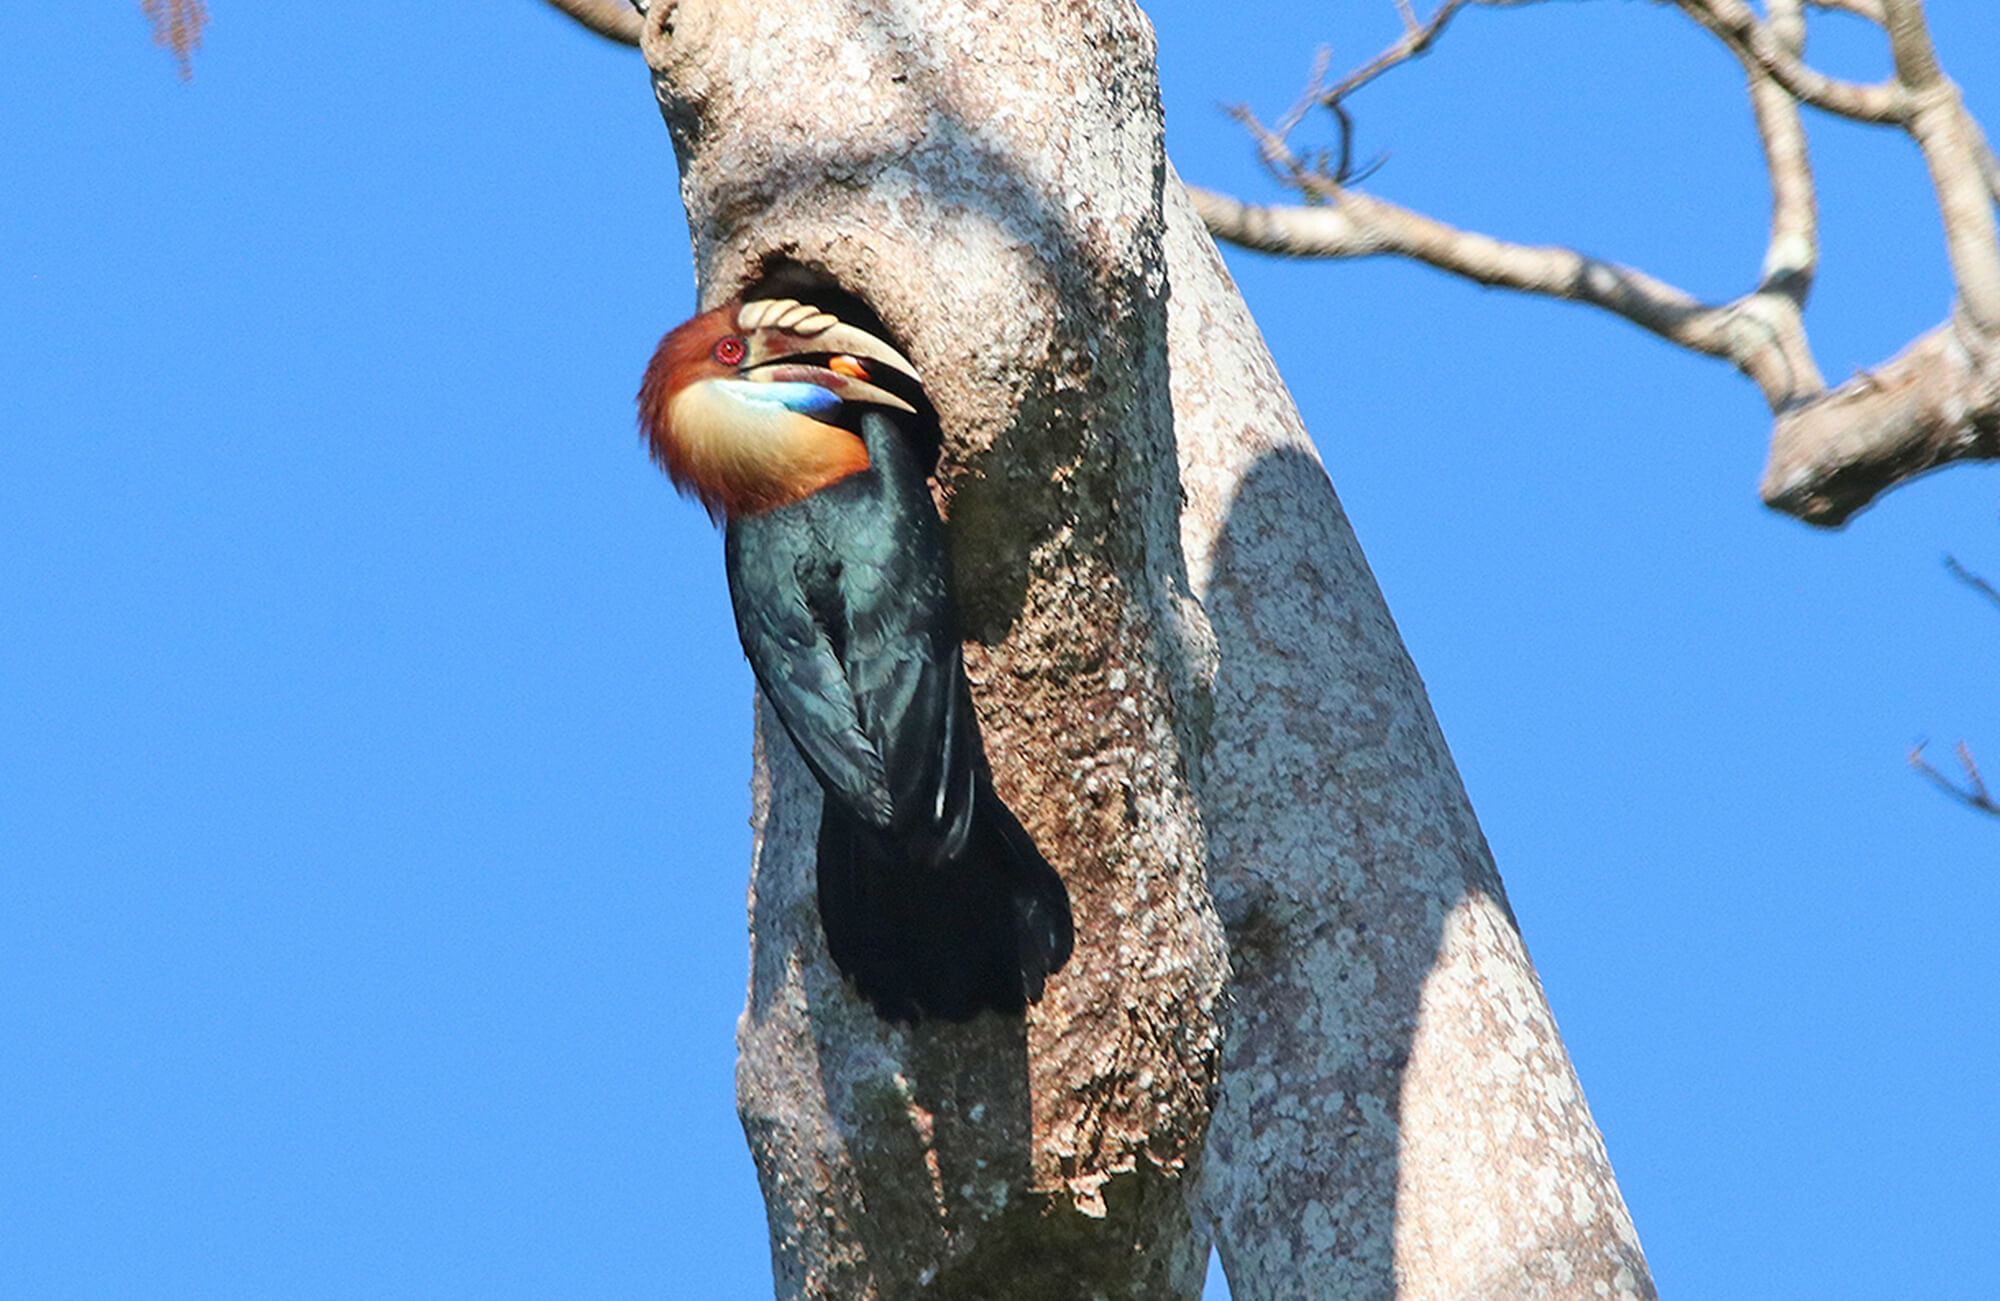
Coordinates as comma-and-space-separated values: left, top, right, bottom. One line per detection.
815, 786, 1074, 1022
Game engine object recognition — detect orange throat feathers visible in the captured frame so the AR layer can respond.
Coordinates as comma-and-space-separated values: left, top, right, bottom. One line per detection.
638, 313, 870, 520
656, 380, 869, 518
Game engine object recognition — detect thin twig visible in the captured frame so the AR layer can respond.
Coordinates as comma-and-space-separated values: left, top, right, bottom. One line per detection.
1271, 48, 1335, 147
1908, 536, 2000, 821
1317, 0, 1474, 107
1944, 556, 2000, 614
1911, 742, 2000, 818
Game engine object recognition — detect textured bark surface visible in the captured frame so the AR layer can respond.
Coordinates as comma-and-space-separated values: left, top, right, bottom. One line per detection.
1761, 316, 2000, 523
1162, 179, 1652, 1299
638, 0, 1652, 1295
642, 1, 1226, 1295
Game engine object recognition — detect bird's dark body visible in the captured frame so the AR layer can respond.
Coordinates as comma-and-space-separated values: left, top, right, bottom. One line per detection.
724, 410, 1073, 1020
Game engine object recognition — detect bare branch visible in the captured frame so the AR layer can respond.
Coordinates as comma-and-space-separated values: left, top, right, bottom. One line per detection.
1318, 0, 1476, 107
1908, 549, 2000, 820
1677, 0, 1911, 123
1747, 0, 1818, 299
1911, 742, 2000, 819
1880, 0, 1942, 91
1191, 181, 1825, 408
1759, 320, 2000, 523
1850, 2, 2000, 338
1806, 0, 1886, 19
1265, 48, 1336, 157
1198, 0, 2000, 525
1805, 0, 1885, 21
1910, 114, 2000, 337
1204, 77, 1831, 411
539, 0, 642, 46
1944, 555, 2000, 614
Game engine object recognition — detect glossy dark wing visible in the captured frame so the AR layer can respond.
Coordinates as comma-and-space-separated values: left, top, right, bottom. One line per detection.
725, 519, 896, 828
721, 409, 977, 851
726, 406, 1071, 1020
831, 410, 982, 861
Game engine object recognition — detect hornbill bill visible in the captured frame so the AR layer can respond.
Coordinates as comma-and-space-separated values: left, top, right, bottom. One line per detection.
637, 290, 1074, 1021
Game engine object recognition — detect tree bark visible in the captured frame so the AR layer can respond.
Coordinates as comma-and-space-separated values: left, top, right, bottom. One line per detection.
637, 1, 1653, 1295
1163, 178, 1649, 1300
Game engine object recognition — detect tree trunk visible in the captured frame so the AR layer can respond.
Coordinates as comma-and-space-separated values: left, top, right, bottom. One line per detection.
637, 1, 1654, 1296
1161, 180, 1652, 1299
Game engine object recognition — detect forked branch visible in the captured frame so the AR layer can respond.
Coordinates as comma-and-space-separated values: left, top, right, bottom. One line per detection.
1911, 742, 2000, 819
1195, 0, 2000, 527
1904, 557, 2000, 821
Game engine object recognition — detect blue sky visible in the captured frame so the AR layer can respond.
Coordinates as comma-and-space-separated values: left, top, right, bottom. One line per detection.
3, 3, 1995, 1297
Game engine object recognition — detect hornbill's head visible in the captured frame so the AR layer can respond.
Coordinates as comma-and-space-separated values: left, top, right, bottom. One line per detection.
637, 296, 929, 520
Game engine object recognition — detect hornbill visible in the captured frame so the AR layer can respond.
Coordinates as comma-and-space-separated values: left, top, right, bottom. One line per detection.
637, 291, 1074, 1021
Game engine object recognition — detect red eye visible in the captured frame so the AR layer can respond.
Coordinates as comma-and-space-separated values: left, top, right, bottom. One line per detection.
712, 336, 747, 366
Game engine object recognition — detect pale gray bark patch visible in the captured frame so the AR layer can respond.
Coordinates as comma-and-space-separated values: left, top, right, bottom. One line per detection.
646, 1, 1225, 1294
636, 0, 1649, 1294
1161, 178, 1652, 1298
